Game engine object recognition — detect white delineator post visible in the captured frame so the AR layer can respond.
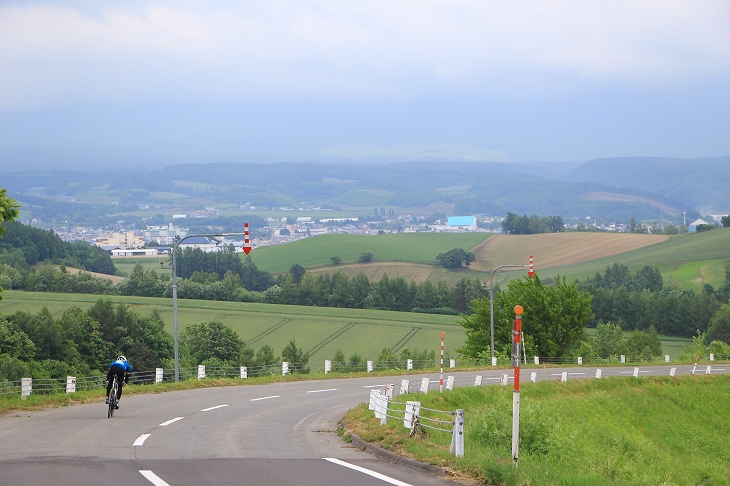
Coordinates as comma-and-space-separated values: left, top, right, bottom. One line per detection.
512, 305, 524, 466
440, 332, 445, 393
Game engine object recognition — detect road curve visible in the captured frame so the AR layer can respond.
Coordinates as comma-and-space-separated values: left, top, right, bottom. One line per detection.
0, 364, 723, 485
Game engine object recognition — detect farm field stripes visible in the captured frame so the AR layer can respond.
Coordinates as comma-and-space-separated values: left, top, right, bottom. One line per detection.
305, 322, 358, 357
391, 327, 421, 353
247, 319, 293, 345
1, 290, 465, 360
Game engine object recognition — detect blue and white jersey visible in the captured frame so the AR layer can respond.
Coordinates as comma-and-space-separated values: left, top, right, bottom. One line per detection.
109, 359, 132, 372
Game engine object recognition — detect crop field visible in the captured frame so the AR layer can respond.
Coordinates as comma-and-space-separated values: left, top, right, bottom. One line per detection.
0, 290, 465, 362
470, 232, 671, 272
536, 228, 730, 286
248, 232, 491, 273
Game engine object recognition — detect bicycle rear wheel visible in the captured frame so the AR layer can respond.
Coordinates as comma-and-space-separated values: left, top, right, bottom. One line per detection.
108, 378, 117, 418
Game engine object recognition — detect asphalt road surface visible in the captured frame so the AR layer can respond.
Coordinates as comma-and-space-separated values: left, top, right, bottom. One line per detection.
0, 364, 723, 485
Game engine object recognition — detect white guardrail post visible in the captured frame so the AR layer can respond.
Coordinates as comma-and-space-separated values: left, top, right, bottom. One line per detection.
400, 379, 410, 394
197, 365, 206, 380
324, 360, 331, 374
450, 359, 456, 369
474, 375, 482, 386
156, 368, 164, 383
282, 362, 289, 376
446, 376, 455, 391
240, 366, 248, 379
450, 409, 465, 457
407, 359, 413, 370
21, 377, 32, 400
66, 376, 76, 394
367, 360, 373, 373
66, 376, 76, 393
420, 378, 430, 393
404, 401, 421, 431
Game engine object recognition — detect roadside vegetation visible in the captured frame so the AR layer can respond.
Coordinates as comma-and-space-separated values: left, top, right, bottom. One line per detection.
343, 374, 730, 485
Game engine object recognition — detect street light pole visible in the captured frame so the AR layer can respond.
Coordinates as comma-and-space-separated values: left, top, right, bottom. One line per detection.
162, 231, 246, 382
489, 265, 525, 363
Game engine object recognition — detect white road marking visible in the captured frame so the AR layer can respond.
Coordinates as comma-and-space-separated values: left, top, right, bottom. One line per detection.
159, 417, 185, 427
323, 458, 413, 486
139, 470, 171, 486
250, 395, 280, 401
306, 388, 337, 393
133, 434, 151, 446
201, 404, 229, 412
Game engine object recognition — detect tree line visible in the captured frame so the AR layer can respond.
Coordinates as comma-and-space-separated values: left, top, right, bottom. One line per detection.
578, 262, 730, 340
0, 221, 116, 274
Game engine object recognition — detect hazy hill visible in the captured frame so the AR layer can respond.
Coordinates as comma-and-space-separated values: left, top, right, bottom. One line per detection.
2, 156, 729, 225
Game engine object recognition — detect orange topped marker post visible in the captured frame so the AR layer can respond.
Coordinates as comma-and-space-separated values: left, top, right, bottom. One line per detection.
512, 305, 523, 466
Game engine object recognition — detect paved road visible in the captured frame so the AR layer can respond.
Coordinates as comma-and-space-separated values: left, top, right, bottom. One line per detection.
0, 364, 724, 485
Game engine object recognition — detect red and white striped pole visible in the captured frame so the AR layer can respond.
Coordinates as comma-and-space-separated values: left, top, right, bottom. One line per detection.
512, 305, 523, 466
439, 332, 445, 393
528, 255, 534, 278
243, 223, 252, 255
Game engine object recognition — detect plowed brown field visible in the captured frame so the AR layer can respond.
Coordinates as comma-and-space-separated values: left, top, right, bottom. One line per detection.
469, 233, 671, 271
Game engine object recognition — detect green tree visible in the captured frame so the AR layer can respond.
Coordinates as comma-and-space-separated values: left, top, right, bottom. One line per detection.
332, 349, 346, 372
0, 189, 20, 301
376, 347, 399, 369
435, 248, 476, 269
0, 316, 35, 361
707, 304, 730, 344
180, 321, 243, 365
458, 274, 594, 359
281, 339, 310, 373
358, 251, 375, 263
593, 321, 625, 358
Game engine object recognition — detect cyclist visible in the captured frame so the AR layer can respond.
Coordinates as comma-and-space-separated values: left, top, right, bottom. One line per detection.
105, 355, 132, 408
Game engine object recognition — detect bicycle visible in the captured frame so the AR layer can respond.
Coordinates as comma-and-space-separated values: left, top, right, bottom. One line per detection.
107, 376, 119, 418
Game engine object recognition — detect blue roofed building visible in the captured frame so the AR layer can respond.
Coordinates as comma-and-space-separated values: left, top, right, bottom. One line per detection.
447, 216, 477, 231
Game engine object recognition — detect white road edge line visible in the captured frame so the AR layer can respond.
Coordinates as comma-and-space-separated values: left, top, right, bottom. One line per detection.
250, 395, 280, 401
323, 458, 413, 486
306, 388, 337, 393
139, 470, 171, 486
201, 404, 229, 412
159, 417, 185, 427
133, 434, 151, 446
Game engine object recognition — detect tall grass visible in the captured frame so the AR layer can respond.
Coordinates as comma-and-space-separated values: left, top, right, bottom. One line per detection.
345, 375, 730, 485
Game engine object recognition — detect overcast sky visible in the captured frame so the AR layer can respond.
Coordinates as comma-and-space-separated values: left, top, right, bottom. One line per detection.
1, 1, 728, 172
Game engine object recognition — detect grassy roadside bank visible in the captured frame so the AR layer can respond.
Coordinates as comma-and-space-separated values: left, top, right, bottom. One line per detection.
343, 374, 730, 485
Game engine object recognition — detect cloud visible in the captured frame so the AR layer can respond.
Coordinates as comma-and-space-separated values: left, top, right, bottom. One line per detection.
1, 1, 729, 110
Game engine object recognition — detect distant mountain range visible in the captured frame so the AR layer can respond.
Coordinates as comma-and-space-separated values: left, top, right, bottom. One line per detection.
3, 155, 729, 225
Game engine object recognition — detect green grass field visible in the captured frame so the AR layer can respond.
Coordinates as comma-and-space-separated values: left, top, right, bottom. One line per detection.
0, 290, 465, 362
248, 232, 491, 274
345, 374, 730, 485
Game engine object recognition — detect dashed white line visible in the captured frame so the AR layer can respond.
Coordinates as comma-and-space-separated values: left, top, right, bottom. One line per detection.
201, 404, 229, 412
306, 388, 337, 393
139, 470, 171, 486
323, 458, 413, 486
250, 395, 280, 402
159, 417, 185, 427
133, 434, 151, 446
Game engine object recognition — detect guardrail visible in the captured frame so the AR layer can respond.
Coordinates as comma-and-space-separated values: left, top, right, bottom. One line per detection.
2, 352, 727, 401
368, 384, 465, 457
